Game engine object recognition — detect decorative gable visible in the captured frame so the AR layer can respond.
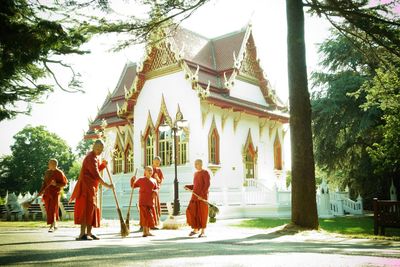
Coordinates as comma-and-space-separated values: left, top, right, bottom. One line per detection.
239, 38, 260, 82
145, 42, 178, 75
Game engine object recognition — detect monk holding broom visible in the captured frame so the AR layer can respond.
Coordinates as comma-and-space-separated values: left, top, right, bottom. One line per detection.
151, 156, 164, 228
38, 159, 68, 233
184, 159, 210, 238
130, 166, 158, 237
70, 139, 113, 240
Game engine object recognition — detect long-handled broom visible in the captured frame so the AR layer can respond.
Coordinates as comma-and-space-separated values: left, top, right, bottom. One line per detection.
22, 170, 53, 209
125, 168, 138, 230
105, 166, 130, 237
186, 188, 220, 215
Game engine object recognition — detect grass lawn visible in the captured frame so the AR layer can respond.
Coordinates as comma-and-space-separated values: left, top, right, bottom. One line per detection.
235, 216, 400, 240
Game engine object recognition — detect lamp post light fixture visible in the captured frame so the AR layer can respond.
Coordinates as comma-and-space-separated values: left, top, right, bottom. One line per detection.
159, 116, 188, 216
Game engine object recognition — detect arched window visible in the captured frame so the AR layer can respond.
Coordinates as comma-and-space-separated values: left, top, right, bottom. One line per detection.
157, 117, 173, 166
274, 134, 283, 170
208, 126, 220, 165
245, 144, 255, 179
178, 130, 188, 165
145, 133, 154, 167
125, 144, 134, 173
243, 129, 257, 179
113, 145, 123, 174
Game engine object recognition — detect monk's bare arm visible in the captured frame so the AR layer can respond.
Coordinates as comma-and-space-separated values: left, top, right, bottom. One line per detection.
98, 177, 113, 189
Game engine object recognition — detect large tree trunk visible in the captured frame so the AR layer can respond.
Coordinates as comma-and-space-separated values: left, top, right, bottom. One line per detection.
286, 0, 319, 229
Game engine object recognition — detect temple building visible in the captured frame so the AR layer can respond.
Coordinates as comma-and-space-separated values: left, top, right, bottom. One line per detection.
84, 24, 293, 218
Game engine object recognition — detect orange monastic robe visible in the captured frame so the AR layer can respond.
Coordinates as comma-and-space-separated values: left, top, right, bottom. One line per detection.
151, 167, 164, 224
70, 151, 106, 228
133, 177, 158, 228
185, 169, 211, 229
39, 169, 68, 225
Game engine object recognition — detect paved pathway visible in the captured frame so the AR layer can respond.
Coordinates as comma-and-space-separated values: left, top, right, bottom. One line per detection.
0, 220, 399, 266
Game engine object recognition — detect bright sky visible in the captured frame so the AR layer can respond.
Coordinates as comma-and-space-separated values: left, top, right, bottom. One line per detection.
0, 0, 332, 156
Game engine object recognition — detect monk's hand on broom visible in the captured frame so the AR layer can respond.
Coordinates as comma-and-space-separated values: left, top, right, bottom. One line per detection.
101, 159, 108, 170
107, 183, 114, 189
130, 176, 136, 188
100, 179, 113, 190
104, 183, 113, 190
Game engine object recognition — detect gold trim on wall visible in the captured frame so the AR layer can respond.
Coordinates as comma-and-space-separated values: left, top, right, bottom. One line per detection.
145, 64, 181, 80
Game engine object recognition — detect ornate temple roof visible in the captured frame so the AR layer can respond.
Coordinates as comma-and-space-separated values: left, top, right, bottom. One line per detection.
85, 24, 288, 139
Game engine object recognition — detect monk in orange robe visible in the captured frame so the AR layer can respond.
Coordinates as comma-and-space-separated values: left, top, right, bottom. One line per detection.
131, 166, 158, 237
70, 139, 113, 241
38, 159, 68, 232
151, 156, 164, 227
184, 159, 211, 238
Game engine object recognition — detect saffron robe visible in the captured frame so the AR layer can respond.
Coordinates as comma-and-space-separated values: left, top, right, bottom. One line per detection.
133, 177, 158, 228
151, 167, 164, 225
185, 169, 211, 229
39, 169, 68, 225
70, 151, 106, 228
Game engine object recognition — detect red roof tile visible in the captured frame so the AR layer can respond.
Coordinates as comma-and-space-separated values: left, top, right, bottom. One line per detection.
85, 63, 136, 137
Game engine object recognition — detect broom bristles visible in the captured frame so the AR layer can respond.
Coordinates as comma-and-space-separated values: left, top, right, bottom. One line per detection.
125, 211, 130, 230
209, 204, 219, 214
121, 221, 129, 237
117, 208, 130, 237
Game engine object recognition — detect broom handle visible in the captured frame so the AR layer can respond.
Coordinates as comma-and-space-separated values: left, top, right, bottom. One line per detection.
186, 188, 211, 205
24, 182, 52, 206
126, 168, 138, 215
105, 166, 122, 211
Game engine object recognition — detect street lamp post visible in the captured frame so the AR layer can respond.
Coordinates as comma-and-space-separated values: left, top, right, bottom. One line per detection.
172, 125, 180, 216
159, 117, 188, 217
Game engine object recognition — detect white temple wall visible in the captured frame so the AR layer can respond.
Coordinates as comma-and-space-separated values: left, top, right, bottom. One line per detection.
133, 71, 203, 205
97, 71, 290, 219
229, 79, 268, 106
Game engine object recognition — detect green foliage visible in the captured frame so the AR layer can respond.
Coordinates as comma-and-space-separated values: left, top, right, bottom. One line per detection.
362, 64, 400, 181
311, 30, 391, 203
0, 0, 90, 121
76, 0, 211, 50
305, 0, 400, 60
75, 139, 95, 158
236, 218, 290, 229
67, 160, 81, 181
0, 126, 75, 195
235, 217, 400, 239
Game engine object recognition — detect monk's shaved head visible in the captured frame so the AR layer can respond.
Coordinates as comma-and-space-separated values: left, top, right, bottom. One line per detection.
48, 158, 58, 170
49, 158, 58, 166
144, 165, 153, 177
94, 139, 105, 147
153, 156, 161, 167
93, 139, 105, 156
194, 159, 203, 170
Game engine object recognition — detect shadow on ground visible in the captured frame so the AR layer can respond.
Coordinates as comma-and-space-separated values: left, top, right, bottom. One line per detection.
1, 225, 399, 265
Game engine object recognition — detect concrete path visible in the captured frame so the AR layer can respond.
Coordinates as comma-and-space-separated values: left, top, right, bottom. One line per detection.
0, 220, 399, 266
